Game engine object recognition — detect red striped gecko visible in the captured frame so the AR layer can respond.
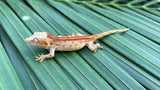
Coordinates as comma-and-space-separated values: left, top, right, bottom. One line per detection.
25, 28, 129, 62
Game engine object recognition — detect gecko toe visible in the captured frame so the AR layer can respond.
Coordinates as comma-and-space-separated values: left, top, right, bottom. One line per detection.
100, 46, 103, 49
35, 55, 42, 61
40, 59, 44, 62
35, 54, 45, 62
35, 56, 39, 58
35, 59, 40, 61
35, 57, 40, 61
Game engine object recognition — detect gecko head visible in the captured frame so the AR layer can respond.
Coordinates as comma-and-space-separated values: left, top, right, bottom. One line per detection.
25, 32, 49, 47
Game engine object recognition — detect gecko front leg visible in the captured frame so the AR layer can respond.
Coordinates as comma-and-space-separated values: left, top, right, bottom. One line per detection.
36, 47, 56, 62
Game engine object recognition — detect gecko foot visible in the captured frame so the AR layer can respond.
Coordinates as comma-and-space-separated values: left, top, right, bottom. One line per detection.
35, 54, 45, 62
93, 46, 103, 52
87, 42, 103, 52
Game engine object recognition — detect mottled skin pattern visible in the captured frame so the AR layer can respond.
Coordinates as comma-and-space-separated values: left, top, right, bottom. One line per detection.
25, 28, 129, 62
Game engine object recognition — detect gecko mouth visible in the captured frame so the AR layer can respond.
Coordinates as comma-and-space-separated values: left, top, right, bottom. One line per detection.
25, 40, 36, 45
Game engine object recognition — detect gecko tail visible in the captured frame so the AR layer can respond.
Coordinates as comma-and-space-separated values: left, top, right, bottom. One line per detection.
94, 28, 129, 40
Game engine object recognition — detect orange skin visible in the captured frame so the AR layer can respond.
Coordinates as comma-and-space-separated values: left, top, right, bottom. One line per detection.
25, 28, 129, 62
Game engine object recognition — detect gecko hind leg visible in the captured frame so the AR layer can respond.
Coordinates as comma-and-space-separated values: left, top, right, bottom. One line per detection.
86, 41, 103, 52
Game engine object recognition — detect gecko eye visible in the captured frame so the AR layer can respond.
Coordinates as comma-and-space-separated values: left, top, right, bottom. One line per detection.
33, 38, 39, 43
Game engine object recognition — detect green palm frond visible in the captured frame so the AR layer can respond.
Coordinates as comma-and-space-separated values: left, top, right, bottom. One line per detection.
0, 0, 160, 89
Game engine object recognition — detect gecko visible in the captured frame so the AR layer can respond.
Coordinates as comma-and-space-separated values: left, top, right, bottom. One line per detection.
25, 28, 129, 62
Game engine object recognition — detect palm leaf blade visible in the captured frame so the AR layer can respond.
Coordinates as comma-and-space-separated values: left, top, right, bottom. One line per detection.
0, 0, 159, 89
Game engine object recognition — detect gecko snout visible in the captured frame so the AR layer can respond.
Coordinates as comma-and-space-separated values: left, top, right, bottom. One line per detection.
25, 38, 30, 44
25, 37, 40, 46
